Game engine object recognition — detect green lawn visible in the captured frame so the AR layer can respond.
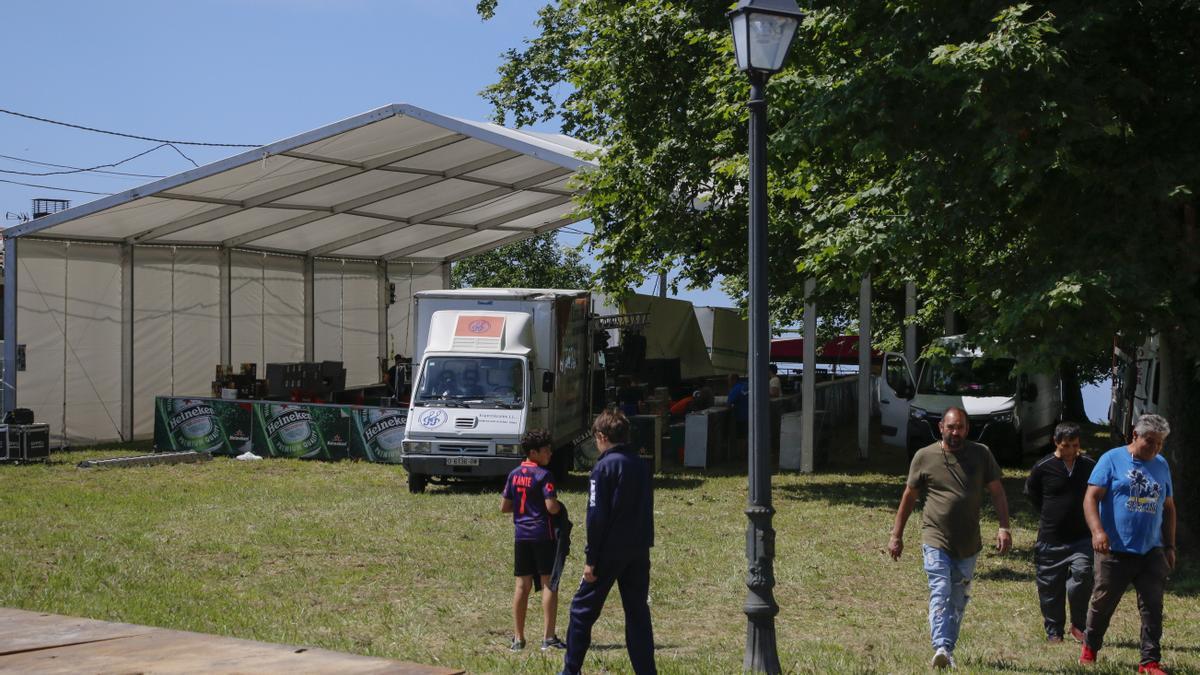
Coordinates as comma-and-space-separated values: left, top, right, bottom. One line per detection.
0, 431, 1195, 674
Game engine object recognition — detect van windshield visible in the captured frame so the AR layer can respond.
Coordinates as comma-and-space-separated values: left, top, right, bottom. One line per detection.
918, 356, 1016, 397
413, 356, 524, 408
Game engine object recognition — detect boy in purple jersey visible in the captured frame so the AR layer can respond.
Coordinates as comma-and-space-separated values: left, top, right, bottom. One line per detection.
501, 429, 565, 652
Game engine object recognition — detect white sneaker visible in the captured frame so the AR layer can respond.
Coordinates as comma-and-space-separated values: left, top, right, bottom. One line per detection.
932, 647, 955, 669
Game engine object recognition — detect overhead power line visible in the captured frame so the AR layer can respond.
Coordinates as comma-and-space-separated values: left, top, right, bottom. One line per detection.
0, 152, 165, 178
0, 177, 113, 196
0, 107, 261, 148
0, 144, 177, 177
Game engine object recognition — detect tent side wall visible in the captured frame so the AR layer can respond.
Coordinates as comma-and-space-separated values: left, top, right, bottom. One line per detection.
10, 239, 445, 445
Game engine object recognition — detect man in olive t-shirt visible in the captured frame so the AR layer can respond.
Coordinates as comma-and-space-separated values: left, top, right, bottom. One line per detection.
888, 407, 1012, 669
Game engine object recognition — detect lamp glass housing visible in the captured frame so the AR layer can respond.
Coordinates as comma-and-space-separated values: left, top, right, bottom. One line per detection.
730, 11, 799, 73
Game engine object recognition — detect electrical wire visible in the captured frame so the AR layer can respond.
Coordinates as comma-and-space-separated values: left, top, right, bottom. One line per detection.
0, 152, 165, 178
0, 144, 178, 177
0, 177, 113, 196
0, 107, 260, 147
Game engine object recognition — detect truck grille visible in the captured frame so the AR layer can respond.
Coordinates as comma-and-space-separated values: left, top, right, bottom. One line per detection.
455, 418, 478, 429
438, 445, 488, 454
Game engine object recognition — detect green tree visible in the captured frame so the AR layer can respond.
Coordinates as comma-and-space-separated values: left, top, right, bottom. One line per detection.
481, 1, 1200, 536
451, 232, 592, 290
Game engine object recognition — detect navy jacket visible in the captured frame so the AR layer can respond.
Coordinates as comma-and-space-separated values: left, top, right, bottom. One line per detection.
585, 443, 654, 566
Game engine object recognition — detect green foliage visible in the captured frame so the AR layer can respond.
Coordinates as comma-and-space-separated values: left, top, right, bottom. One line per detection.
450, 232, 592, 290
479, 0, 1200, 372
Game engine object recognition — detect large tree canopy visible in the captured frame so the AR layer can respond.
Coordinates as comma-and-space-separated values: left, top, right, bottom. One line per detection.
481, 0, 1200, 532
480, 0, 1199, 362
451, 232, 591, 290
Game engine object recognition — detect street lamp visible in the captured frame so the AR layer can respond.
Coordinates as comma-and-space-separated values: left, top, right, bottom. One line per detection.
728, 1, 802, 673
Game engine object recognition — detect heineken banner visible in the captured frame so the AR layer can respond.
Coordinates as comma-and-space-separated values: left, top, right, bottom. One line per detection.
154, 396, 407, 463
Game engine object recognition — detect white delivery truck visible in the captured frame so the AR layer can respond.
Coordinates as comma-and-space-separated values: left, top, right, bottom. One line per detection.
877, 336, 1062, 465
400, 289, 591, 493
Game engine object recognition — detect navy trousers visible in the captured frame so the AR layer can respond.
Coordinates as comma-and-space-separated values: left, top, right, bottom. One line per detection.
563, 553, 656, 675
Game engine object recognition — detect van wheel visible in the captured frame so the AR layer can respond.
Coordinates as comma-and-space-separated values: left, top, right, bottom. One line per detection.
999, 444, 1022, 467
906, 437, 923, 461
550, 445, 572, 483
407, 472, 428, 494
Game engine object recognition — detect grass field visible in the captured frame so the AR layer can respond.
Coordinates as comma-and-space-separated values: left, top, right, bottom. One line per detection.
0, 430, 1196, 674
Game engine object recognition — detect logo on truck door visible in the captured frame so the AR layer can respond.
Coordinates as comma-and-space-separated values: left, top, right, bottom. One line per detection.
418, 409, 448, 429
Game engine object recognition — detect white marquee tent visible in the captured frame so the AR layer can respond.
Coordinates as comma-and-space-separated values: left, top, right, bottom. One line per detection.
2, 104, 597, 445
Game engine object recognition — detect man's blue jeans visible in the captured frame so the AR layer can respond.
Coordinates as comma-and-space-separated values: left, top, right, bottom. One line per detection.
922, 544, 977, 652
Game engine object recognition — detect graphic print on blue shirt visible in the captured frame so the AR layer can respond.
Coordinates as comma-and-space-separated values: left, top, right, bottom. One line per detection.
1123, 468, 1163, 513
503, 461, 557, 542
1089, 447, 1173, 554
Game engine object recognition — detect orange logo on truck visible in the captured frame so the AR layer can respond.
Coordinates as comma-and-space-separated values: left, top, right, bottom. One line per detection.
455, 315, 505, 337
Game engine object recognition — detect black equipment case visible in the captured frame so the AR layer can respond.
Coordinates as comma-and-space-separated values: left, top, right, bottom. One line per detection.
0, 424, 50, 462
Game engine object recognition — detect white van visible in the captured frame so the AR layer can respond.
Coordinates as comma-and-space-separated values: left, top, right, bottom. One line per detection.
878, 336, 1062, 464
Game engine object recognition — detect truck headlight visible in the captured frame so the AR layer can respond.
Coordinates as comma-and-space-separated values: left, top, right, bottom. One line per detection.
496, 443, 522, 457
993, 411, 1013, 424
910, 407, 927, 420
403, 441, 431, 455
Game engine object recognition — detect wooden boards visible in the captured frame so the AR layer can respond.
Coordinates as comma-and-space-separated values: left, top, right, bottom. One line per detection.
0, 608, 462, 674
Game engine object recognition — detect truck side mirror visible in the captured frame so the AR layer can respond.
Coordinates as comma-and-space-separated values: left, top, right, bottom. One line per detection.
542, 372, 555, 393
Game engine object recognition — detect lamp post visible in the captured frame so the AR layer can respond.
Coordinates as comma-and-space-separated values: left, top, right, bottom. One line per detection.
728, 1, 802, 672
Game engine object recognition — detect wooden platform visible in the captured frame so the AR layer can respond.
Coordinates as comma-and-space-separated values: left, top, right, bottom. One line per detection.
0, 608, 462, 674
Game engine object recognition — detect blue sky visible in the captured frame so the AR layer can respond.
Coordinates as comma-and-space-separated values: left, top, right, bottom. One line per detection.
1, 0, 721, 301
1, 1, 1109, 420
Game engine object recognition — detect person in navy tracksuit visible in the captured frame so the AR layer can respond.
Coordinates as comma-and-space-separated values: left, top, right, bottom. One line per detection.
560, 408, 656, 675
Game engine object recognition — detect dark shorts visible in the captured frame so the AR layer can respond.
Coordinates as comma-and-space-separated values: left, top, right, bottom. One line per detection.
514, 539, 556, 577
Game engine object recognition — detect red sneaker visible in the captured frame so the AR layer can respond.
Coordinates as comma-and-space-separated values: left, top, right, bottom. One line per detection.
1069, 625, 1086, 643
1079, 645, 1097, 665
1137, 662, 1167, 675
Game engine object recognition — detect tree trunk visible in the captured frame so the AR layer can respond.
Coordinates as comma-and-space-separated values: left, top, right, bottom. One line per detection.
1161, 329, 1198, 554
1060, 362, 1087, 423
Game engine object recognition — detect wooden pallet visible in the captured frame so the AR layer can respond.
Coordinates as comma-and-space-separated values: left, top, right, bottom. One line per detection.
0, 608, 462, 674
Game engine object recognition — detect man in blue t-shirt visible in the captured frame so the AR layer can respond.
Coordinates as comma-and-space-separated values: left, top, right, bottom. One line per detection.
501, 429, 565, 652
1080, 414, 1177, 674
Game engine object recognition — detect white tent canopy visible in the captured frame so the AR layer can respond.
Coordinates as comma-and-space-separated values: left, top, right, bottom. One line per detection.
2, 104, 597, 445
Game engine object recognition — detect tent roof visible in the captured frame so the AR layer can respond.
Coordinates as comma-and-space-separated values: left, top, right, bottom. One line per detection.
3, 104, 598, 261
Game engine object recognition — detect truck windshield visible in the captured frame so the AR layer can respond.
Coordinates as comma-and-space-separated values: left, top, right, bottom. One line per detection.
413, 356, 524, 408
918, 356, 1016, 397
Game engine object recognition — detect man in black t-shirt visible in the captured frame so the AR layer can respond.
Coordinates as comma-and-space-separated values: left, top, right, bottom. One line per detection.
1025, 421, 1096, 643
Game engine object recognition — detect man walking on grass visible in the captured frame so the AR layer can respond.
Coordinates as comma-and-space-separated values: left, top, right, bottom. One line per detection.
1025, 421, 1096, 644
888, 406, 1012, 669
1079, 414, 1176, 675
559, 408, 656, 675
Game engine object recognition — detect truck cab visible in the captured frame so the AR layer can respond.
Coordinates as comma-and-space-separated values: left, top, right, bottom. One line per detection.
399, 289, 591, 493
878, 337, 1061, 465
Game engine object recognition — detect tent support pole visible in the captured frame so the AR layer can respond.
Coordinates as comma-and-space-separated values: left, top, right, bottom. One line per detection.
304, 256, 315, 362
220, 248, 232, 367
857, 273, 871, 460
121, 244, 134, 440
378, 261, 388, 368
905, 282, 918, 366
801, 278, 816, 473
3, 238, 18, 414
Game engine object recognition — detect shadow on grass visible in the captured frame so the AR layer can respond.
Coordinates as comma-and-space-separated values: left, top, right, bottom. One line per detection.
975, 565, 1035, 582
588, 642, 679, 651
774, 478, 901, 509
1106, 638, 1200, 654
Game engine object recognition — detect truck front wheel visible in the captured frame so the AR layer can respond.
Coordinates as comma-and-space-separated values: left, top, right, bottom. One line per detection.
550, 445, 572, 483
407, 472, 428, 494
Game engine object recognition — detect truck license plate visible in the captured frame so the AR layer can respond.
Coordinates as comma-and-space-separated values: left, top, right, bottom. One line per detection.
445, 457, 479, 466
